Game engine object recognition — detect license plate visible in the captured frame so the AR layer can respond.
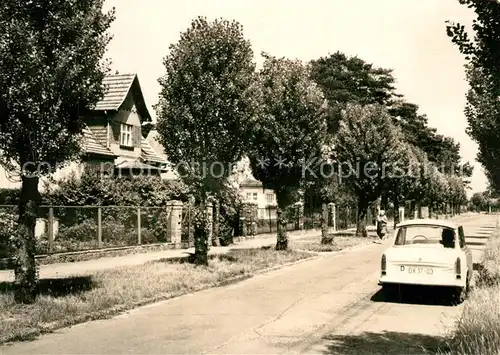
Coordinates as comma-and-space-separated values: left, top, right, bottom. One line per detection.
401, 266, 433, 275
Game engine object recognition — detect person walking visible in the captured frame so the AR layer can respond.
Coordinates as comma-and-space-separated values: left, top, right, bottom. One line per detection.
376, 210, 388, 241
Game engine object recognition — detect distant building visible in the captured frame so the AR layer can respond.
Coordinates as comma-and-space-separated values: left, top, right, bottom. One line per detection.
239, 178, 277, 219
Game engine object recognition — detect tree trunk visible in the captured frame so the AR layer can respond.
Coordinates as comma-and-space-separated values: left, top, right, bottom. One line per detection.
393, 199, 400, 230
417, 202, 422, 218
212, 201, 220, 247
355, 200, 368, 237
193, 200, 209, 266
275, 206, 288, 250
13, 175, 40, 304
320, 203, 332, 244
381, 194, 388, 211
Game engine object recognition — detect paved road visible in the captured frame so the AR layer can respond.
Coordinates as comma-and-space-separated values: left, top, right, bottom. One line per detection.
1, 213, 495, 354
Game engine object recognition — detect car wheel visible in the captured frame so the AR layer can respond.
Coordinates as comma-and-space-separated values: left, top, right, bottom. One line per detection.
452, 275, 470, 305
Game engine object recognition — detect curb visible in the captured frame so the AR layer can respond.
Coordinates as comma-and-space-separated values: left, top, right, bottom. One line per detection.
1, 252, 320, 345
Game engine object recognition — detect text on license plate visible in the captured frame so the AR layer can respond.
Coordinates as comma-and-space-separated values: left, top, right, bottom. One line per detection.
400, 266, 433, 274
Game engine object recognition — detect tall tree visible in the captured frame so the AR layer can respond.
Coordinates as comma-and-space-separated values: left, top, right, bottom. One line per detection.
383, 142, 430, 227
389, 99, 473, 181
425, 169, 450, 218
156, 17, 257, 265
446, 0, 500, 191
0, 0, 115, 303
310, 51, 399, 133
248, 53, 328, 250
332, 103, 405, 236
446, 174, 468, 215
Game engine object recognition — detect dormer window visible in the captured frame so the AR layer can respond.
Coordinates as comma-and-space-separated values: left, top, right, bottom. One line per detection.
120, 123, 133, 147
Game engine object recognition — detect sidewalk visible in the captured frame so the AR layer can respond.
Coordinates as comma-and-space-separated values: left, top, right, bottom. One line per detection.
0, 228, 330, 282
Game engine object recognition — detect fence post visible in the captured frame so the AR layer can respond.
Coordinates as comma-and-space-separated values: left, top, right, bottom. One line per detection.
297, 202, 305, 230
268, 207, 272, 233
137, 207, 141, 245
168, 201, 183, 248
97, 206, 102, 248
48, 207, 54, 254
329, 203, 336, 232
355, 206, 359, 230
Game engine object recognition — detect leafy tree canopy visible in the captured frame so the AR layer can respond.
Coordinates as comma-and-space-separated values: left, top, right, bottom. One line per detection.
0, 0, 115, 175
332, 103, 405, 216
156, 16, 257, 199
248, 53, 328, 207
310, 51, 399, 133
446, 0, 500, 191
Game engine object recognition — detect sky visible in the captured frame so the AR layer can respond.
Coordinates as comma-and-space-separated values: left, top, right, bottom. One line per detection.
0, 0, 486, 195
99, 0, 486, 195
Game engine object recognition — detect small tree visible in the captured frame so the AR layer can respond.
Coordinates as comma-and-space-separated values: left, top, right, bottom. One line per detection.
405, 146, 432, 218
248, 54, 328, 250
0, 0, 115, 303
156, 17, 257, 265
426, 169, 449, 218
446, 174, 467, 215
383, 142, 424, 228
470, 192, 486, 212
332, 103, 405, 236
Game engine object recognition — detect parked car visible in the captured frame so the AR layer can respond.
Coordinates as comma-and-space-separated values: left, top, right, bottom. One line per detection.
379, 218, 472, 303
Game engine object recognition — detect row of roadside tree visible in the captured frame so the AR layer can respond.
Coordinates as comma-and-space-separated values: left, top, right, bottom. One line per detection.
0, 4, 470, 303
155, 17, 471, 263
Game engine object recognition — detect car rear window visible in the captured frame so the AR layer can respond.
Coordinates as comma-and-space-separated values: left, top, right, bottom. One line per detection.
394, 225, 455, 248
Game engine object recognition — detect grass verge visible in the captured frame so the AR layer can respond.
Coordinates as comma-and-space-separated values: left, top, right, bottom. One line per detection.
439, 231, 500, 355
0, 248, 315, 345
290, 233, 375, 252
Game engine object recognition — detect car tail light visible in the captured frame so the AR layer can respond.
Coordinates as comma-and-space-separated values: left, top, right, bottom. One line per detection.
381, 254, 386, 275
455, 257, 461, 278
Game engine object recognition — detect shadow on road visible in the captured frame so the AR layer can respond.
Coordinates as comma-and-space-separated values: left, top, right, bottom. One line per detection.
319, 331, 447, 354
370, 286, 458, 306
0, 276, 97, 298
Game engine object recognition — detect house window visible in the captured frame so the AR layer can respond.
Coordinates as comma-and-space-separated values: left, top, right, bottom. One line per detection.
266, 193, 275, 204
246, 193, 251, 201
120, 123, 133, 147
253, 193, 258, 201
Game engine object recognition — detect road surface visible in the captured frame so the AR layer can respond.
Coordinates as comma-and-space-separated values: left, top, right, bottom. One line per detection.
2, 213, 496, 354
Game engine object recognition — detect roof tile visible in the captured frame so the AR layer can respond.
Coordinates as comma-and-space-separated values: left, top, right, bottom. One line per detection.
82, 125, 116, 158
141, 137, 167, 164
93, 74, 136, 111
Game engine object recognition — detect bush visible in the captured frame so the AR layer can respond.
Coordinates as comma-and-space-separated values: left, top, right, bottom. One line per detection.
57, 218, 97, 242
0, 210, 16, 259
0, 188, 19, 205
147, 209, 171, 243
240, 202, 258, 236
44, 170, 190, 207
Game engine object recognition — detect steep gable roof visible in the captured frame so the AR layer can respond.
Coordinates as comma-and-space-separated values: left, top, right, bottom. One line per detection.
141, 137, 167, 164
145, 130, 168, 161
92, 73, 152, 122
82, 125, 115, 158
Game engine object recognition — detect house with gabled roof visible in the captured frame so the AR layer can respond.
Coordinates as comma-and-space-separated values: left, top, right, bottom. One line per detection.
0, 73, 170, 189
80, 73, 168, 176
